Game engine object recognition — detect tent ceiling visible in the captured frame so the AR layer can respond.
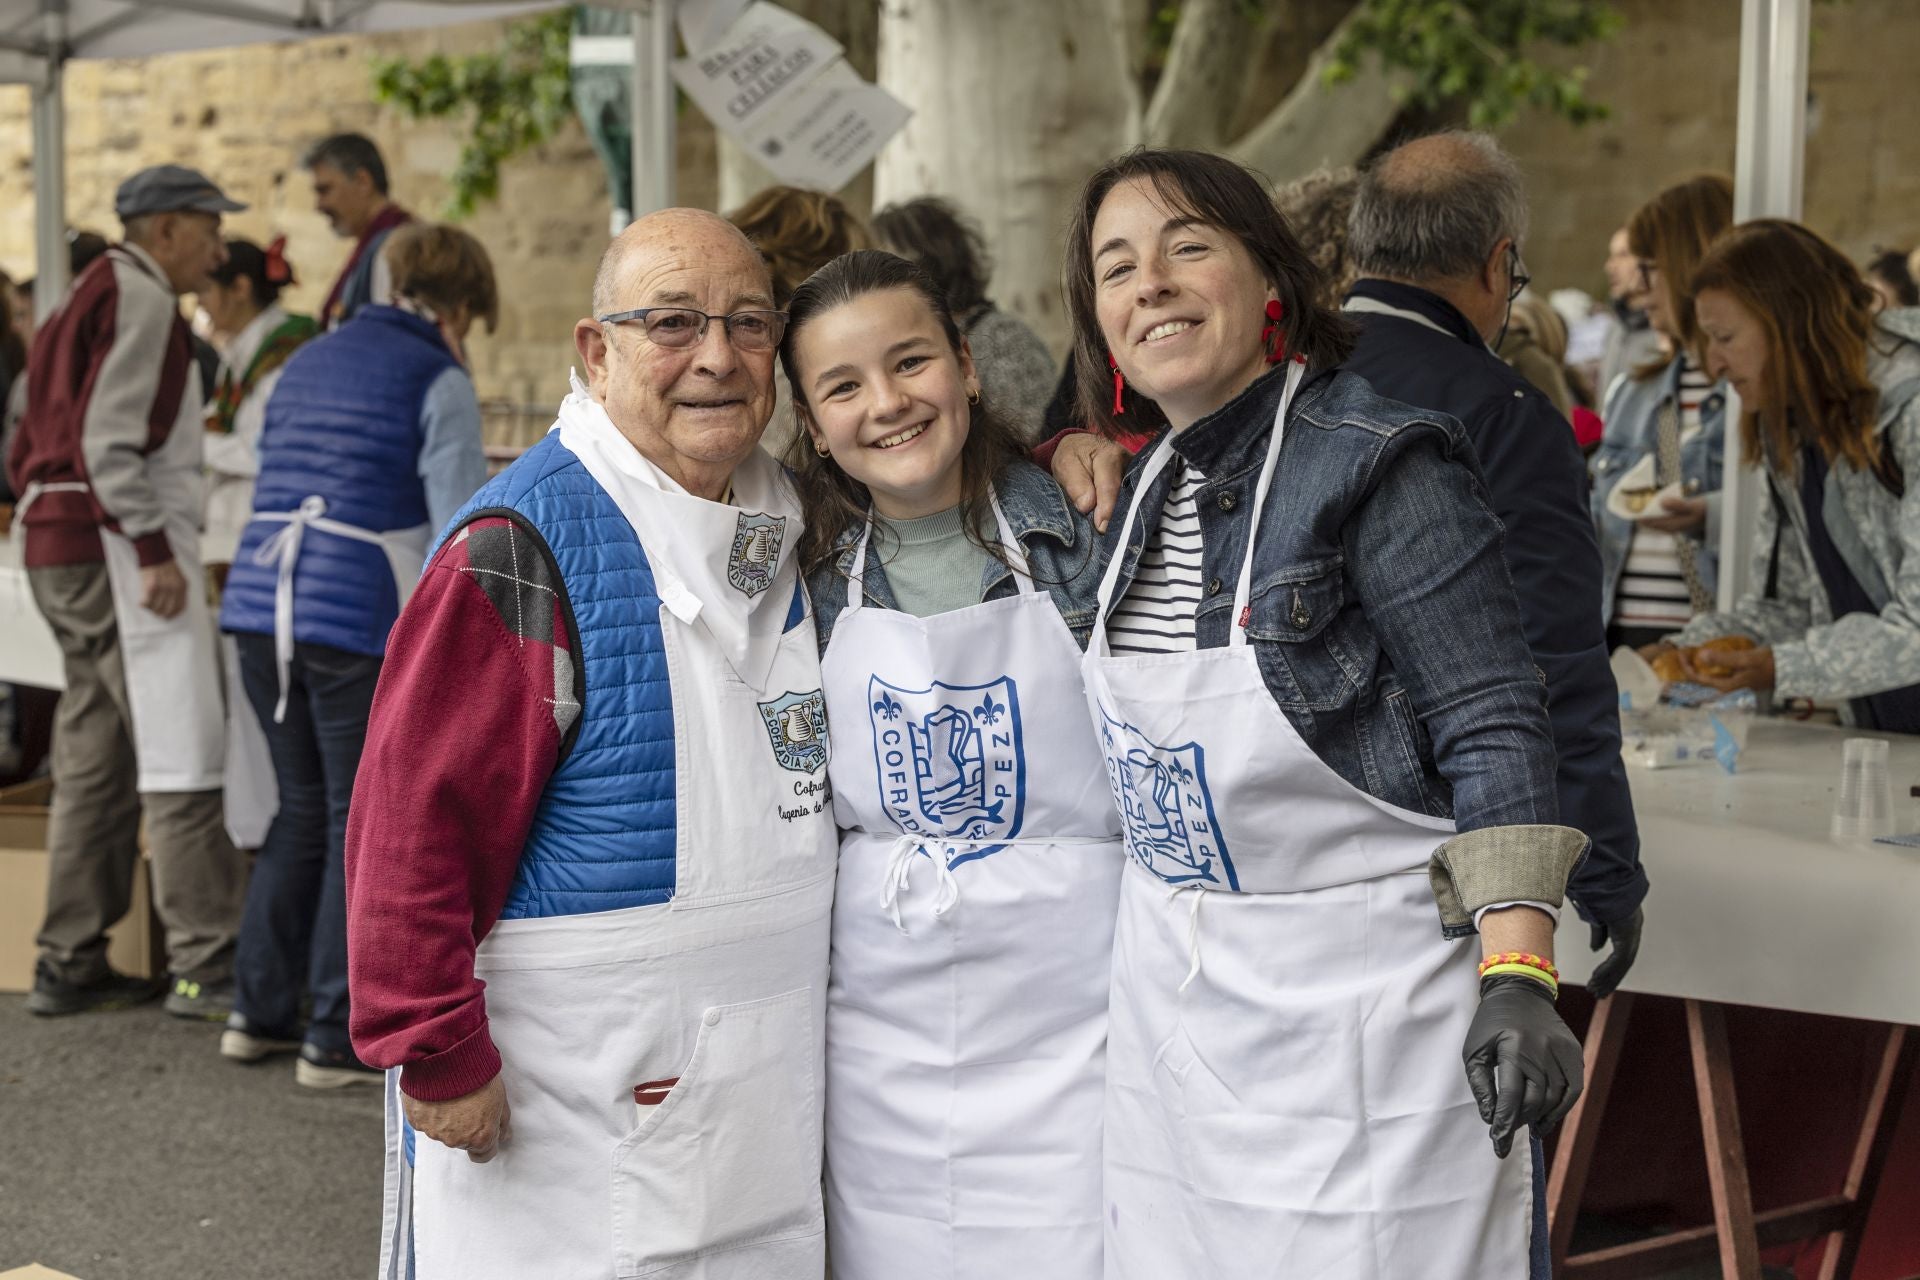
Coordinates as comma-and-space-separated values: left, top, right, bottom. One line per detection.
0, 0, 565, 72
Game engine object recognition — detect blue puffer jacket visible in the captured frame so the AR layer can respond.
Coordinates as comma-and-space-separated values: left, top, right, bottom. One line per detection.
220, 306, 458, 656
436, 431, 807, 921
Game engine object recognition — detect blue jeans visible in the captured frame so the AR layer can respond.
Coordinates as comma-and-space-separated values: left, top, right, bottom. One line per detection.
232, 633, 382, 1054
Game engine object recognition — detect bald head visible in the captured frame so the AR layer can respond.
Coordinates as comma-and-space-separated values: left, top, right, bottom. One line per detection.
592, 208, 771, 317
1348, 130, 1528, 284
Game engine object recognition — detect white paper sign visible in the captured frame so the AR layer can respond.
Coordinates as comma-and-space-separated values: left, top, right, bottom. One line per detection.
738, 60, 913, 193
672, 1, 843, 133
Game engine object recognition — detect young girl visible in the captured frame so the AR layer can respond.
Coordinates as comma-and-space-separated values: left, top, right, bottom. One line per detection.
782, 249, 1121, 1280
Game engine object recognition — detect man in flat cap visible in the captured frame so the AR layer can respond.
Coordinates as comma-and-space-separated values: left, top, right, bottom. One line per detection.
7, 164, 251, 1019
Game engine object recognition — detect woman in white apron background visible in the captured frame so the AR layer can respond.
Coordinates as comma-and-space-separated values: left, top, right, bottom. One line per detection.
213, 224, 491, 1086
779, 249, 1124, 1279
1055, 149, 1589, 1279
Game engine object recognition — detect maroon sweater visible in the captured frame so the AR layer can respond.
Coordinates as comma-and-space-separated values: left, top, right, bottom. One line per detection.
6, 245, 195, 568
344, 515, 579, 1101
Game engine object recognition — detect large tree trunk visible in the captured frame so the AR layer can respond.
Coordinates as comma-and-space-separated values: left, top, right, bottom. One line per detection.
875, 0, 1139, 356
1226, 4, 1412, 184
715, 0, 879, 216
1143, 0, 1262, 149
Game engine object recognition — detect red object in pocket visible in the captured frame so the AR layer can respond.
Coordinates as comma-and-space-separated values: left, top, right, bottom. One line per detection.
633, 1077, 679, 1106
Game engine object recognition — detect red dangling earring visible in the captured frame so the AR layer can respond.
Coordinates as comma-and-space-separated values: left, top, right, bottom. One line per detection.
1261, 299, 1286, 364
1109, 353, 1126, 416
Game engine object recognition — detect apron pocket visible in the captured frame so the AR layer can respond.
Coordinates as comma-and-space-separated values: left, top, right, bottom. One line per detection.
611, 986, 824, 1279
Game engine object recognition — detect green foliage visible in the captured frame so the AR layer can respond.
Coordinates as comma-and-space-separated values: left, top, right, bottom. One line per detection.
370, 11, 575, 220
1329, 0, 1623, 129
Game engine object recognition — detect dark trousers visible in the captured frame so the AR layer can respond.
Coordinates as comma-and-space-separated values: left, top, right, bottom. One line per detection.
232, 633, 381, 1053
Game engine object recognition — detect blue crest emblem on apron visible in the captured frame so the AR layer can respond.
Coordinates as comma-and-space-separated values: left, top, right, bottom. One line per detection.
728, 512, 786, 598
868, 675, 1026, 865
759, 689, 829, 774
1099, 710, 1236, 889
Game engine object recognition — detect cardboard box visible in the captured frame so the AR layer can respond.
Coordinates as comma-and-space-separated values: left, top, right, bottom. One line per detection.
0, 778, 163, 993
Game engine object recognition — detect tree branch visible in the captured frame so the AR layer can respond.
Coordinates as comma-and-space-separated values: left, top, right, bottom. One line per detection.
1145, 0, 1261, 148
1226, 2, 1412, 182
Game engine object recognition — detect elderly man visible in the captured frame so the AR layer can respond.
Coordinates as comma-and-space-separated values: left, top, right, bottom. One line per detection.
8, 165, 249, 1020
303, 133, 413, 329
345, 209, 835, 1280
1049, 133, 1647, 997
1338, 132, 1646, 993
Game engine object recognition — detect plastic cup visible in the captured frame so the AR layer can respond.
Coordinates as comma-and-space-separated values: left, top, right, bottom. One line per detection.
1831, 737, 1895, 842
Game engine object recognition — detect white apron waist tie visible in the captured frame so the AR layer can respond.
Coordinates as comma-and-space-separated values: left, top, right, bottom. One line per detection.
251, 494, 399, 723
13, 479, 93, 523
878, 832, 1116, 934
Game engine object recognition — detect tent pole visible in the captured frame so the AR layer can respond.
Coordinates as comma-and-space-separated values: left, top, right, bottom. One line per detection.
1718, 0, 1811, 613
30, 0, 67, 321
628, 0, 675, 218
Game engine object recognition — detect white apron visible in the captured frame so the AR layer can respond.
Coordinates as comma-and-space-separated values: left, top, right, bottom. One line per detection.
21, 450, 229, 794
818, 496, 1124, 1280
386, 392, 838, 1280
1084, 361, 1533, 1279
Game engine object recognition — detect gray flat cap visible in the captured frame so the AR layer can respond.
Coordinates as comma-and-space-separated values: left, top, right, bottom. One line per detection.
114, 165, 247, 219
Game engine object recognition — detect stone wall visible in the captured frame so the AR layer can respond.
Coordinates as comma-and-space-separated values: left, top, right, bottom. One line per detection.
0, 0, 1915, 442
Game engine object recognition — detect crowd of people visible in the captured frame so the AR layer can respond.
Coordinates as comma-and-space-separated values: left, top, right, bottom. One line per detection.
2, 121, 1917, 1279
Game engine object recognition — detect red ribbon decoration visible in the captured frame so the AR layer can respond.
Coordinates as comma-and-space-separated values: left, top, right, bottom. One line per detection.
1109, 352, 1126, 416
263, 235, 293, 285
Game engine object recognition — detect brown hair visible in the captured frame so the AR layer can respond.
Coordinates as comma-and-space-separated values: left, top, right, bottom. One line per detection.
1626, 173, 1733, 374
780, 250, 1035, 580
1272, 167, 1360, 309
384, 223, 499, 334
1691, 219, 1886, 479
1063, 148, 1356, 439
727, 186, 872, 309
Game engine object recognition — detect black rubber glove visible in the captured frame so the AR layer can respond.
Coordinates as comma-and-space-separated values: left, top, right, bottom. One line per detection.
1586, 906, 1644, 1001
1462, 974, 1584, 1159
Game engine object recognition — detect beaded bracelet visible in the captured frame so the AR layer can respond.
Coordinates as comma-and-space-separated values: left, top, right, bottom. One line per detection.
1478, 951, 1559, 982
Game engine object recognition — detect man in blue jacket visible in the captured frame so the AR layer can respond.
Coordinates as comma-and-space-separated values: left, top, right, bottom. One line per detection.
1340, 131, 1646, 994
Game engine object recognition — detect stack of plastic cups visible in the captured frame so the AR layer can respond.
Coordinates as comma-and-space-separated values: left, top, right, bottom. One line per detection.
1831, 737, 1895, 843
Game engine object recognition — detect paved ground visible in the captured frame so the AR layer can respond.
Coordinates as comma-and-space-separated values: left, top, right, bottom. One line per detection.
0, 994, 382, 1280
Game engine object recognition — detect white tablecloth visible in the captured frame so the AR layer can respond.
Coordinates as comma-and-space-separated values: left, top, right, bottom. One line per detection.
0, 534, 64, 689
1555, 717, 1920, 1025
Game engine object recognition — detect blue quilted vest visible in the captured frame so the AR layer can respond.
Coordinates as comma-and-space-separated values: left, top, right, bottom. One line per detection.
438, 431, 679, 920
220, 306, 458, 657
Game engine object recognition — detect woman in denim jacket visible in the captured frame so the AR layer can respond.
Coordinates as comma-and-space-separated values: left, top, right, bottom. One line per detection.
783, 250, 1122, 1279
1591, 175, 1734, 646
1661, 221, 1920, 728
1056, 148, 1586, 1280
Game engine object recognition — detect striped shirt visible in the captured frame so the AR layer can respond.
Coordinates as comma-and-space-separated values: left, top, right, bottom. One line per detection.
1108, 461, 1207, 654
1614, 359, 1714, 630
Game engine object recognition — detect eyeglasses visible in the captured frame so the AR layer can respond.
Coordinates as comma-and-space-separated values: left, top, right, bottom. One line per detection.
597, 307, 788, 352
1505, 243, 1532, 304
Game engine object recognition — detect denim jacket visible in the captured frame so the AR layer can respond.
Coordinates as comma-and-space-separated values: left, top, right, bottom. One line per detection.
1592, 355, 1730, 622
808, 458, 1100, 652
1677, 310, 1920, 715
1098, 364, 1588, 936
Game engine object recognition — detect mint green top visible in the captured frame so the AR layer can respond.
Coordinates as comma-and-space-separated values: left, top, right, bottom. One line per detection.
869, 504, 999, 619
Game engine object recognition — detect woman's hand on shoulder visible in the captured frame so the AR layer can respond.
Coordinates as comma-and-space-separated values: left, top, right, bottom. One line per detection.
1049, 432, 1129, 534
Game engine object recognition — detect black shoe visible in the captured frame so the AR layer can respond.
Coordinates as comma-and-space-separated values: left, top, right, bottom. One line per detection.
220, 1012, 303, 1062
25, 961, 163, 1016
295, 1042, 383, 1090
164, 974, 236, 1021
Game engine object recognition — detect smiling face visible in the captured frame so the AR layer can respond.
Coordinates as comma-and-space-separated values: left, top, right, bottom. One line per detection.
573, 211, 778, 496
793, 285, 978, 522
1695, 286, 1771, 411
1090, 176, 1277, 432
310, 161, 380, 239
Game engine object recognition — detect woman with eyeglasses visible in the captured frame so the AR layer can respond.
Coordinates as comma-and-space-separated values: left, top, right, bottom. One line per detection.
1590, 174, 1734, 651
1653, 221, 1920, 723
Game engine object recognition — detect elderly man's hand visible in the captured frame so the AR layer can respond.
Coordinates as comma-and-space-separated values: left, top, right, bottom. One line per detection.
403, 1074, 512, 1163
139, 560, 188, 619
1050, 433, 1129, 534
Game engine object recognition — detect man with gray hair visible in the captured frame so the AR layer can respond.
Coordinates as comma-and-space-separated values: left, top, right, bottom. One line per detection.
303, 132, 412, 328
1343, 130, 1648, 995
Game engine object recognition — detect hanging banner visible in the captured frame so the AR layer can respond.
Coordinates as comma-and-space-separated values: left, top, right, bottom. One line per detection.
672, 0, 910, 193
